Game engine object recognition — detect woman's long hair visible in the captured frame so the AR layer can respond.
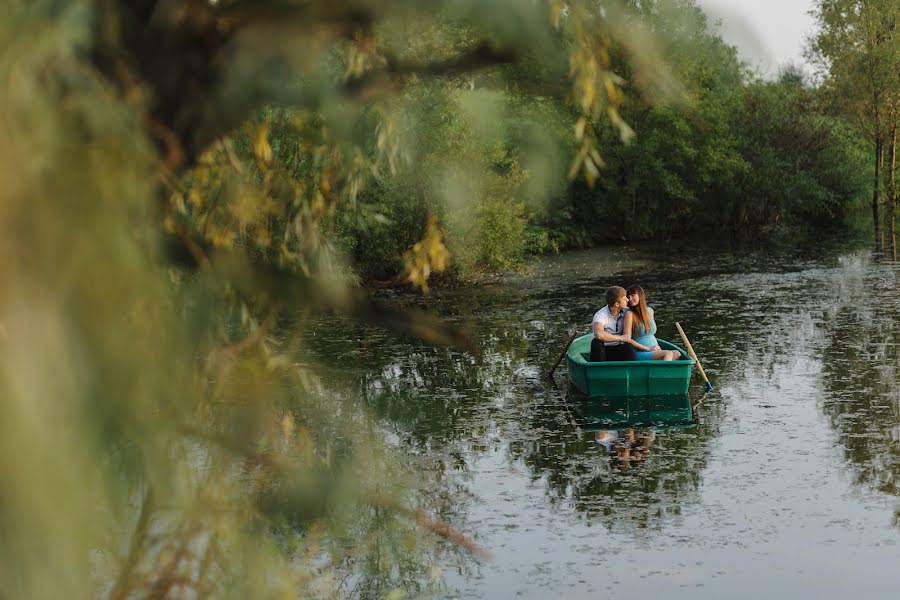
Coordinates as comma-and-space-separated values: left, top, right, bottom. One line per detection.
627, 285, 652, 335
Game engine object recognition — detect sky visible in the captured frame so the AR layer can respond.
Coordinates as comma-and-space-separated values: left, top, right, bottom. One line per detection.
695, 0, 818, 77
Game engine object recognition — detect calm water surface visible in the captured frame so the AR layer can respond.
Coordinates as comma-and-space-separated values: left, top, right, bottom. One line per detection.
303, 237, 900, 598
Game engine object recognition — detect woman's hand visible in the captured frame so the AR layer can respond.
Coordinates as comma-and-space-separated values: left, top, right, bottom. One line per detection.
651, 345, 661, 351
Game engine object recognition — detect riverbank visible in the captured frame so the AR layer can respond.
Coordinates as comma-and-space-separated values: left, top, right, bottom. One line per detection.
364, 221, 877, 293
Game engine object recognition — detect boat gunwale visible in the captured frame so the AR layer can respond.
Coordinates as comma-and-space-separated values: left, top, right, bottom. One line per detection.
565, 334, 694, 367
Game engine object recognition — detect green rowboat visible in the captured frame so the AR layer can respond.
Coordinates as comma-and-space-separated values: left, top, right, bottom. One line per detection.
566, 333, 694, 397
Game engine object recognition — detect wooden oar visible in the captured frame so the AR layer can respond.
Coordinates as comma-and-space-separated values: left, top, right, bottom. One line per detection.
547, 330, 578, 379
675, 322, 713, 392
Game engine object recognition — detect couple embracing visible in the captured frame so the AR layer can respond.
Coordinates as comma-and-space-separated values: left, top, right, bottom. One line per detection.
590, 285, 680, 363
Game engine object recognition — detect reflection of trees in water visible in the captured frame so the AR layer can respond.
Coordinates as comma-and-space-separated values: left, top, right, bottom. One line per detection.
875, 227, 898, 262
818, 252, 900, 521
568, 437, 706, 530
302, 285, 545, 449
627, 244, 900, 528
331, 505, 446, 599
674, 245, 900, 524
297, 312, 534, 588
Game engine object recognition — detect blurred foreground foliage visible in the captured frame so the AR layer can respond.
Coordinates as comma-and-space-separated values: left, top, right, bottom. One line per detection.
0, 1, 652, 598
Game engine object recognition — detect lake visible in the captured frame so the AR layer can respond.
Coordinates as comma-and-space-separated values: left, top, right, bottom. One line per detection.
301, 234, 900, 598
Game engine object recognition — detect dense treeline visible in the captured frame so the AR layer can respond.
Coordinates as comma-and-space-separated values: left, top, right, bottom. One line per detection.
0, 2, 650, 598
576, 67, 869, 242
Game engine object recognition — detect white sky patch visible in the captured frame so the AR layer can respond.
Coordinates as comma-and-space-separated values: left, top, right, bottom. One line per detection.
696, 0, 817, 78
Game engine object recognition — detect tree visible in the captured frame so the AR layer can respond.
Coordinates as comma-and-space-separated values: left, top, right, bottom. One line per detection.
808, 0, 900, 231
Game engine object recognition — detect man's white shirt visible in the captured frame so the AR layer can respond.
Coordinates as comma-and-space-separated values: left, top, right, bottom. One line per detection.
591, 305, 628, 346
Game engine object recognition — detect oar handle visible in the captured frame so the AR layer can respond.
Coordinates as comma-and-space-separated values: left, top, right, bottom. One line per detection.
675, 322, 713, 391
547, 331, 579, 379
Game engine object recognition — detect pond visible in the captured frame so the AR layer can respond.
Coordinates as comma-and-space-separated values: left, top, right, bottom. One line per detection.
302, 235, 900, 598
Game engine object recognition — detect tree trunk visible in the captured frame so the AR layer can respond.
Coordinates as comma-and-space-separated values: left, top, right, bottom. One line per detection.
889, 122, 897, 225
889, 124, 897, 260
872, 136, 882, 232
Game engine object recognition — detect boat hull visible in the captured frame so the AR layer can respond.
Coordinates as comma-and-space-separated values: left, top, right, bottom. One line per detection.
566, 334, 694, 397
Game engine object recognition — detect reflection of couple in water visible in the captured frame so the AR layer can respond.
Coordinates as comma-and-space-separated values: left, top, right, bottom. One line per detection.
595, 428, 655, 468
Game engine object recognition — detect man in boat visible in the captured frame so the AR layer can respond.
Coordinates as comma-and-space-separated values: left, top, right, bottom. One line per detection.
590, 286, 645, 361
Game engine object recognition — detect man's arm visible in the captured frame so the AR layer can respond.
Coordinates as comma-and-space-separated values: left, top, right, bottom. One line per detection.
598, 313, 650, 350
594, 321, 625, 344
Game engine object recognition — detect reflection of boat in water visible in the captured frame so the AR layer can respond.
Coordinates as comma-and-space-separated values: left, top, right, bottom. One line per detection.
568, 394, 694, 431
566, 333, 694, 396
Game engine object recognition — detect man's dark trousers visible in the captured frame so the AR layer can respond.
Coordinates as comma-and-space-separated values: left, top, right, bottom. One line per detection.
590, 339, 637, 362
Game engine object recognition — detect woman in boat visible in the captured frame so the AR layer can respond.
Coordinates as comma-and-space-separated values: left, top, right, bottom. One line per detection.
623, 285, 679, 361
